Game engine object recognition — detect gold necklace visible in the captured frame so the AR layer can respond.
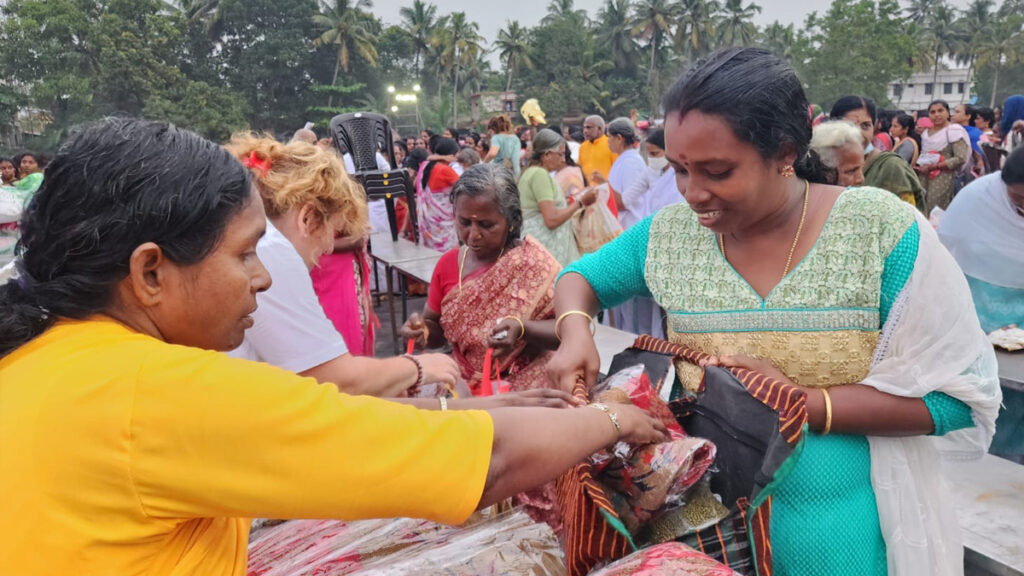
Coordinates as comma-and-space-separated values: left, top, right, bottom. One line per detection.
458, 243, 505, 292
718, 179, 810, 285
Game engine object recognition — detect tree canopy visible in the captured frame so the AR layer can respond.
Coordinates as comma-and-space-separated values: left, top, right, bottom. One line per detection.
1, 0, 1022, 151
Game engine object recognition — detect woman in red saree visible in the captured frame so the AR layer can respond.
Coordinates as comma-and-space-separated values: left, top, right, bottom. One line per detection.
402, 163, 565, 528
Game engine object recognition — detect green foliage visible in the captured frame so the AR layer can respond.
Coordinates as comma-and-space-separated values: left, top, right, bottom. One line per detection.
2, 0, 1022, 148
793, 0, 915, 108
144, 80, 251, 142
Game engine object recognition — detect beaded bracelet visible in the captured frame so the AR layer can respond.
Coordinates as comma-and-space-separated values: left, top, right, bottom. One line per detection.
402, 354, 424, 390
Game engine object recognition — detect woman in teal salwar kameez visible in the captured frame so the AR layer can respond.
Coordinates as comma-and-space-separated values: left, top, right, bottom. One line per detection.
548, 48, 1001, 576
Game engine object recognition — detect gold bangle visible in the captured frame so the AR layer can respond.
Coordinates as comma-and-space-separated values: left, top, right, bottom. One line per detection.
555, 310, 596, 341
821, 388, 833, 436
439, 396, 448, 411
588, 403, 621, 438
501, 316, 526, 341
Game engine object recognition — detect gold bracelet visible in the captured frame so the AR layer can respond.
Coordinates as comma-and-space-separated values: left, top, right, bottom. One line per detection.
821, 388, 833, 436
588, 403, 621, 439
555, 310, 596, 341
501, 316, 526, 341
439, 396, 448, 411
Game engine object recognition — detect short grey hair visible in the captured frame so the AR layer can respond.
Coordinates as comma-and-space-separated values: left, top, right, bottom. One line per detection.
450, 163, 522, 245
584, 115, 606, 129
810, 121, 864, 169
606, 117, 638, 145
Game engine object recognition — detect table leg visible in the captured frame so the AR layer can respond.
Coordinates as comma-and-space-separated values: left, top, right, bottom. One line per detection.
401, 273, 408, 324
372, 256, 381, 307
386, 265, 398, 354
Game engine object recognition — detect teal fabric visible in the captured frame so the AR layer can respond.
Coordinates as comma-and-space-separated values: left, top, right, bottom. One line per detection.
489, 133, 521, 177
879, 222, 919, 326
564, 207, 975, 575
558, 214, 653, 308
989, 388, 1024, 462
964, 275, 1024, 333
924, 391, 976, 437
771, 433, 886, 576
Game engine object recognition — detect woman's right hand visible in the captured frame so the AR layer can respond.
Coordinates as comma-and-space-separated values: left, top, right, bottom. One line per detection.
604, 402, 670, 445
546, 333, 600, 393
417, 353, 460, 388
580, 188, 598, 207
400, 312, 428, 348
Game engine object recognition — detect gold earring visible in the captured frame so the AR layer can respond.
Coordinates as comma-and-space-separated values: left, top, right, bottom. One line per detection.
780, 165, 795, 178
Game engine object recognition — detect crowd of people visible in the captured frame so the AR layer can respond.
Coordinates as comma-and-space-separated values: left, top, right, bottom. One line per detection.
0, 45, 1020, 576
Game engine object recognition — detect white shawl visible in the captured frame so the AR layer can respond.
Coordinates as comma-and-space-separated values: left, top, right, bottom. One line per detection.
863, 208, 1002, 576
937, 173, 1024, 290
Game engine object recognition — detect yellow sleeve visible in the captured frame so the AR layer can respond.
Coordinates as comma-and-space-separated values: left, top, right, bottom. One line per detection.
128, 348, 493, 524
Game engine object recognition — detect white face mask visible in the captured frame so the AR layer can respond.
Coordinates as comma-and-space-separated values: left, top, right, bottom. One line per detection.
647, 156, 669, 172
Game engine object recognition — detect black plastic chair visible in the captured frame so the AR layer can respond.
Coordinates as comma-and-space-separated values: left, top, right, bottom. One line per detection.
330, 112, 418, 242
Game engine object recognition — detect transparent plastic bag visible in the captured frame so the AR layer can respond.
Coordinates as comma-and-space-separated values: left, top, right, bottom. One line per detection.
573, 184, 622, 254
247, 509, 565, 576
588, 365, 717, 533
247, 517, 448, 576
356, 508, 566, 575
637, 475, 731, 546
588, 542, 739, 576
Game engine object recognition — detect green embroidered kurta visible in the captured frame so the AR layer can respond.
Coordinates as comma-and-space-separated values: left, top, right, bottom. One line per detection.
562, 186, 974, 575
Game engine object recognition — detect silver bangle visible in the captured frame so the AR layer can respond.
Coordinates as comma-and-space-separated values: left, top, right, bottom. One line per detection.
439, 396, 448, 411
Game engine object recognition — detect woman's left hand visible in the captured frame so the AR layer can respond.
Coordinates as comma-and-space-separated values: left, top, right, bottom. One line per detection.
700, 354, 797, 388
488, 317, 525, 358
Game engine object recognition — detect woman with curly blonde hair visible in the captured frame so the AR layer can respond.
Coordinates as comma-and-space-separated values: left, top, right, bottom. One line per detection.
232, 134, 376, 356
225, 134, 463, 396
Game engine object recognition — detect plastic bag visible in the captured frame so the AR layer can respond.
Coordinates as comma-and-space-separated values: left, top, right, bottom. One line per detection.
573, 184, 622, 254
357, 508, 565, 575
247, 517, 448, 576
637, 476, 730, 546
247, 509, 565, 576
588, 365, 716, 533
588, 542, 740, 576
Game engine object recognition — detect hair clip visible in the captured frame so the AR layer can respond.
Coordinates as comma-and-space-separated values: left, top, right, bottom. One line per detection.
243, 151, 271, 177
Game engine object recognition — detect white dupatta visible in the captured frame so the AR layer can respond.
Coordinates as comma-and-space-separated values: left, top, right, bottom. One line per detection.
862, 208, 1002, 576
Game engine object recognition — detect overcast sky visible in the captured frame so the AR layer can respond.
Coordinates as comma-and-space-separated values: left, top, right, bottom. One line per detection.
370, 0, 973, 65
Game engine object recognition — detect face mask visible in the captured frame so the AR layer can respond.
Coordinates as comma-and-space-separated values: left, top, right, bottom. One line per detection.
647, 156, 669, 172
864, 143, 875, 156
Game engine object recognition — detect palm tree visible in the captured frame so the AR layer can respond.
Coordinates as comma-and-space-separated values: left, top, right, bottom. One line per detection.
954, 0, 995, 102
903, 0, 932, 26
495, 21, 533, 91
675, 0, 720, 60
597, 0, 638, 69
427, 15, 453, 107
716, 0, 761, 47
166, 0, 223, 37
760, 21, 794, 62
632, 0, 676, 98
975, 15, 1024, 105
907, 22, 936, 73
542, 0, 589, 26
399, 0, 438, 78
313, 0, 380, 106
443, 12, 485, 125
922, 4, 965, 89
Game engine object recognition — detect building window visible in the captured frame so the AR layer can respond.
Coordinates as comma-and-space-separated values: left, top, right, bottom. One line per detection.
944, 82, 953, 94
907, 83, 915, 88
892, 84, 903, 98
925, 83, 933, 95
958, 82, 965, 94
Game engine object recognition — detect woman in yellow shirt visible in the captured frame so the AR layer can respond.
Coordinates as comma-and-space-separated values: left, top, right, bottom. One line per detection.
0, 118, 667, 576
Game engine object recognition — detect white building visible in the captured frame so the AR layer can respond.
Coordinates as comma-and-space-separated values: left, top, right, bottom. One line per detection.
888, 69, 974, 113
